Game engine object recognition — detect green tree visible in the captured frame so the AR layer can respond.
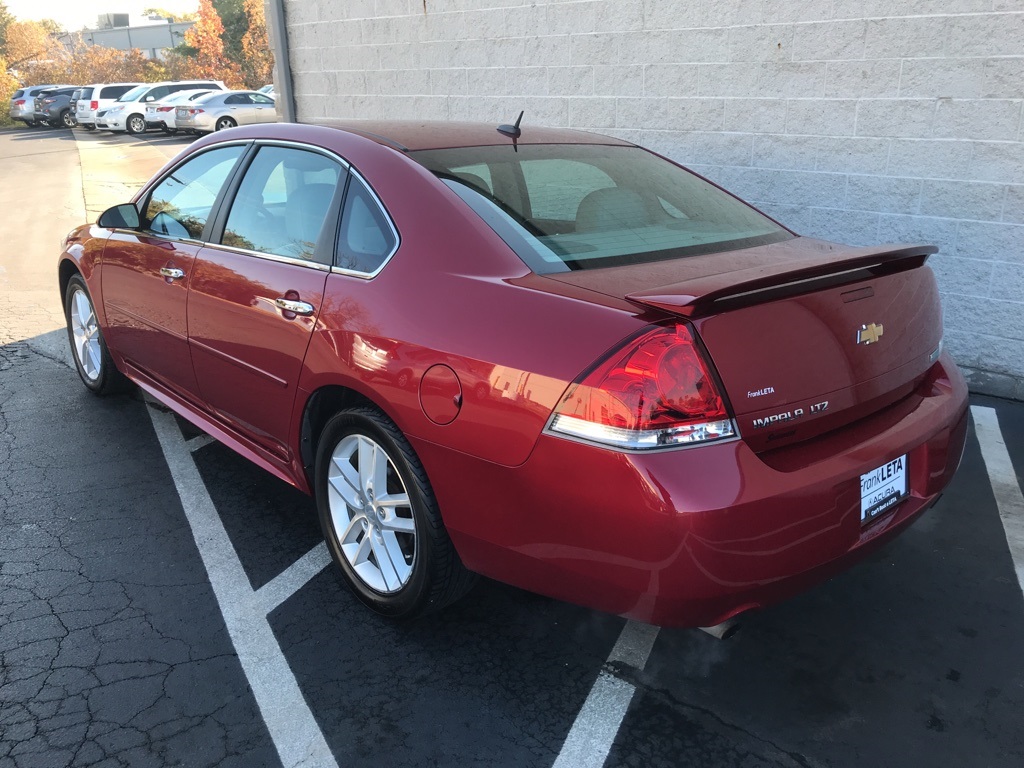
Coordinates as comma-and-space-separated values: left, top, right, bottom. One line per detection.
0, 1, 15, 57
213, 0, 246, 63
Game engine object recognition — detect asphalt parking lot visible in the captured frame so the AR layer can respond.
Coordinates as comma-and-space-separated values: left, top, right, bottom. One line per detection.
2, 125, 1024, 768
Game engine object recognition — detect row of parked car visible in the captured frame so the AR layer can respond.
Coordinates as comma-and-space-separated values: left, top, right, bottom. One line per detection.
8, 81, 277, 136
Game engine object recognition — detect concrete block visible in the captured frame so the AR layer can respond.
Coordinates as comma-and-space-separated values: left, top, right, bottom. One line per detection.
568, 97, 616, 129
887, 139, 974, 180
815, 137, 891, 175
696, 63, 761, 98
505, 4, 548, 37
641, 0, 701, 30
959, 366, 1022, 399
505, 67, 549, 97
943, 293, 1024, 341
547, 2, 598, 35
770, 0, 833, 23
1001, 184, 1024, 224
989, 262, 1024, 302
877, 213, 959, 255
594, 65, 645, 97
741, 168, 848, 208
466, 68, 508, 96
947, 13, 1024, 57
845, 175, 923, 215
786, 98, 857, 136
803, 207, 883, 246
920, 180, 1006, 221
429, 68, 468, 96
864, 16, 950, 60
899, 59, 985, 99
375, 0, 411, 18
833, 0, 992, 18
855, 99, 937, 139
955, 220, 1024, 264
462, 8, 508, 40
927, 253, 995, 298
670, 131, 754, 167
791, 20, 867, 62
644, 64, 700, 98
723, 98, 788, 133
969, 142, 1024, 185
594, 0, 644, 32
728, 24, 795, 62
752, 135, 817, 171
932, 99, 1022, 142
548, 66, 595, 97
823, 60, 902, 99
756, 202, 815, 232
756, 62, 827, 99
982, 58, 1024, 99
522, 35, 572, 67
334, 71, 368, 95
616, 97, 724, 132
570, 32, 625, 66
694, 0, 766, 27
653, 28, 731, 64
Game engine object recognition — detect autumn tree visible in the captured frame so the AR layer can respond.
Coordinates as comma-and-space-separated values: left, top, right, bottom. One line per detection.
214, 0, 247, 63
180, 0, 241, 85
240, 0, 272, 88
4, 19, 54, 68
22, 39, 154, 87
0, 1, 14, 55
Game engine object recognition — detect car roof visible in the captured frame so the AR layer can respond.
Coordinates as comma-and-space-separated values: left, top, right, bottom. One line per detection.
317, 120, 633, 151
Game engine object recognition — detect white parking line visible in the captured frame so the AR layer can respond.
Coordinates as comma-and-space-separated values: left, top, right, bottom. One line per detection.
256, 541, 333, 614
972, 406, 1024, 598
147, 402, 339, 768
186, 434, 216, 452
551, 621, 660, 768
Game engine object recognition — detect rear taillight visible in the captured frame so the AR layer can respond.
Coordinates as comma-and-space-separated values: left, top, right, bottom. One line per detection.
14, 99, 24, 106
157, 106, 173, 112
548, 323, 735, 450
90, 100, 98, 110
189, 108, 204, 115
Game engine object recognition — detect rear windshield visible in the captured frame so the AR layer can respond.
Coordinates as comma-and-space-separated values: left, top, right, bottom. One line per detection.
101, 85, 134, 99
411, 144, 791, 273
12, 89, 23, 99
118, 85, 149, 102
77, 87, 94, 99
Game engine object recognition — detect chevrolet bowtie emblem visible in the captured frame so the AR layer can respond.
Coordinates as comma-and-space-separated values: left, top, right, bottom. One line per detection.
857, 323, 884, 345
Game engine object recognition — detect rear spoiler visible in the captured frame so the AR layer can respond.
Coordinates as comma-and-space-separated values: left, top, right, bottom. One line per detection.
626, 244, 937, 317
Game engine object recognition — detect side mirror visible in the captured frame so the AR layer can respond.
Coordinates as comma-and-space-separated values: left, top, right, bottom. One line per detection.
98, 203, 141, 230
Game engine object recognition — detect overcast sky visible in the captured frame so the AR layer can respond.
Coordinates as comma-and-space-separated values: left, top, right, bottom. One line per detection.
5, 1, 199, 32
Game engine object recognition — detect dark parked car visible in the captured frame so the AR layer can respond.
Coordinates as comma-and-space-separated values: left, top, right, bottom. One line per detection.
34, 86, 81, 128
8, 84, 61, 126
57, 121, 968, 628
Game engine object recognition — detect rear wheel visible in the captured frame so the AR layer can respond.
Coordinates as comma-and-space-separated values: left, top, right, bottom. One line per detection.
64, 274, 129, 395
315, 406, 475, 618
61, 109, 76, 128
214, 116, 236, 131
125, 113, 146, 135
83, 123, 96, 131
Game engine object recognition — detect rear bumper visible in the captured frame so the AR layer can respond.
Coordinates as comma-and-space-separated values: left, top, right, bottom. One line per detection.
415, 354, 969, 627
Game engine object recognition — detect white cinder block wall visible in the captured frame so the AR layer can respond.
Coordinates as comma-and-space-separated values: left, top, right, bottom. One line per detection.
285, 0, 1024, 399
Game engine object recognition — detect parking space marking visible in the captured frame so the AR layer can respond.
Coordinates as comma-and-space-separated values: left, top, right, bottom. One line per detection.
147, 402, 339, 768
186, 434, 216, 452
552, 621, 660, 768
256, 541, 333, 614
972, 405, 1024, 598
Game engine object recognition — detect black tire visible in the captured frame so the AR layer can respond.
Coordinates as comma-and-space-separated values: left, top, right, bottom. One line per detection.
64, 274, 129, 396
125, 113, 146, 135
83, 123, 96, 131
315, 406, 476, 619
162, 126, 178, 135
61, 109, 75, 128
214, 116, 236, 131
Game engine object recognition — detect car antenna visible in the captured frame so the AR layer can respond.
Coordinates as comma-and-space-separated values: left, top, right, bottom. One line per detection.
497, 111, 524, 150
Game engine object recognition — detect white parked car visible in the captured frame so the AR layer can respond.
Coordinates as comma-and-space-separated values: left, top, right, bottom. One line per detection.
144, 89, 215, 134
74, 83, 142, 130
96, 80, 226, 134
174, 90, 277, 134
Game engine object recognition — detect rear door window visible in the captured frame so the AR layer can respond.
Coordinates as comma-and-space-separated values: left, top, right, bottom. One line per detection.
220, 146, 344, 263
336, 177, 398, 274
143, 145, 246, 240
101, 85, 134, 99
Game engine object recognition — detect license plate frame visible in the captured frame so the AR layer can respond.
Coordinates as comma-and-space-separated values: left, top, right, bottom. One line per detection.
860, 454, 908, 525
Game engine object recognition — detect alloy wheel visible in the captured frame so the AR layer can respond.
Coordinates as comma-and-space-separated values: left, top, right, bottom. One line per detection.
326, 434, 417, 593
128, 115, 145, 134
69, 287, 102, 382
215, 117, 235, 131
62, 110, 75, 128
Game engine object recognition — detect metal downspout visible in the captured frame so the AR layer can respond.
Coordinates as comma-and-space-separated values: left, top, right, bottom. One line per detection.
266, 0, 297, 123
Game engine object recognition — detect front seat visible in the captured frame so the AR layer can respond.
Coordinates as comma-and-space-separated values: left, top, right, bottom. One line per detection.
575, 187, 651, 232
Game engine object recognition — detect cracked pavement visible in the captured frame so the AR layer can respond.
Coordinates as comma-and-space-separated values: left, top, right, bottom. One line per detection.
2, 126, 1024, 767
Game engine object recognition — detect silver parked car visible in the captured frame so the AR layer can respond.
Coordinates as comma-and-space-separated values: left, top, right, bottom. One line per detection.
9, 84, 62, 127
144, 89, 214, 134
174, 90, 277, 133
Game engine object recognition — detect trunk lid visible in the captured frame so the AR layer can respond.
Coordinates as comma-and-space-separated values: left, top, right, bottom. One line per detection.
545, 238, 944, 452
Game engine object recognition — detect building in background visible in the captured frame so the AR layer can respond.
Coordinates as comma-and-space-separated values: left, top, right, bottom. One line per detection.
278, 1, 1024, 400
72, 13, 194, 60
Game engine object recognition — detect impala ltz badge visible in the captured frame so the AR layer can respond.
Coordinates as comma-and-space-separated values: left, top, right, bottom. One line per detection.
857, 323, 884, 345
752, 401, 829, 429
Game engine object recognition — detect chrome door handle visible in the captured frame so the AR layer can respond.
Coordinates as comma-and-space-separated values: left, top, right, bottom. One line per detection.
275, 298, 315, 316
160, 267, 185, 279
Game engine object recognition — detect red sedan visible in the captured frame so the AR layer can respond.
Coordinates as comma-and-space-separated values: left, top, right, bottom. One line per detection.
58, 121, 968, 627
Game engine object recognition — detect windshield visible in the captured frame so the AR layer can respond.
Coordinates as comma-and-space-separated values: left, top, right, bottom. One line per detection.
412, 144, 791, 273
117, 85, 149, 102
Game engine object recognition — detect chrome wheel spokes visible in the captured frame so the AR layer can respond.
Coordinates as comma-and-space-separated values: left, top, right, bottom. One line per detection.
70, 288, 102, 381
327, 434, 415, 593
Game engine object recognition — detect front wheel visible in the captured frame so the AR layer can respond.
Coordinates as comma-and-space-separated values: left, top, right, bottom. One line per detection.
64, 274, 129, 395
214, 116, 236, 131
125, 114, 146, 135
315, 407, 475, 618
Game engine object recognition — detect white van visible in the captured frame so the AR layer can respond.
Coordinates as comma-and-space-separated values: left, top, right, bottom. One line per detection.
74, 83, 142, 130
96, 80, 227, 134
